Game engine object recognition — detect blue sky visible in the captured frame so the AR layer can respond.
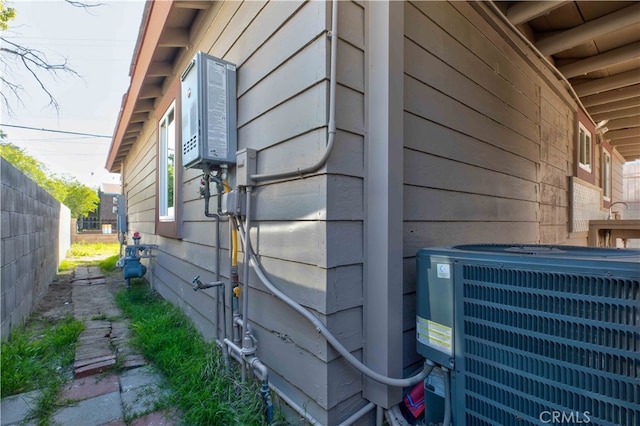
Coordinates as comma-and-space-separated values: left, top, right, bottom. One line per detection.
1, 0, 144, 187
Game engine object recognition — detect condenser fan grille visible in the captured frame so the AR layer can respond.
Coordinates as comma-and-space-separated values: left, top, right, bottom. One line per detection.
459, 265, 640, 426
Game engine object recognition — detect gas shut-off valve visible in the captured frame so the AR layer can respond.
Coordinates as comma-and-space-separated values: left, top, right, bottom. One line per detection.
122, 232, 147, 288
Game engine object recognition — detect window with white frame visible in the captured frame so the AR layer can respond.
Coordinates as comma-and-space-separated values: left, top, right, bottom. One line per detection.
602, 149, 611, 201
578, 123, 592, 172
159, 102, 176, 222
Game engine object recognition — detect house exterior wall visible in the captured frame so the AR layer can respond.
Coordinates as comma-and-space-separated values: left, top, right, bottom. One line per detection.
117, 1, 628, 423
398, 0, 624, 379
121, 1, 368, 423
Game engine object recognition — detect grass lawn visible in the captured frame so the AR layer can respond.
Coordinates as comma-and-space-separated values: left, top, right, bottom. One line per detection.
116, 280, 281, 425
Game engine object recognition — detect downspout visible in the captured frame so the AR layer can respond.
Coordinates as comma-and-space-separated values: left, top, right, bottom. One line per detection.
249, 0, 338, 183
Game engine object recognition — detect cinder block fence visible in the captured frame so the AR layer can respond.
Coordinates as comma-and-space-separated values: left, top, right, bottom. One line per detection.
1, 158, 71, 338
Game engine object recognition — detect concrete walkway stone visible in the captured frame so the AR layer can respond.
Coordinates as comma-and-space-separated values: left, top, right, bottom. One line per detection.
1, 264, 179, 426
52, 391, 123, 426
0, 390, 41, 426
59, 374, 120, 402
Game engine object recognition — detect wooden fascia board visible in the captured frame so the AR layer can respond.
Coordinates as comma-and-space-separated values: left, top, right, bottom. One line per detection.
106, 0, 173, 172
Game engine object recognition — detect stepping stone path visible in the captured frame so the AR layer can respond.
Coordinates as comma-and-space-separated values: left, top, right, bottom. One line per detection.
1, 265, 178, 425
72, 266, 147, 377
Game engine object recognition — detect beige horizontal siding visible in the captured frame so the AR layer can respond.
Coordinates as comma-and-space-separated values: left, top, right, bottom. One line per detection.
122, 1, 371, 422
401, 0, 583, 384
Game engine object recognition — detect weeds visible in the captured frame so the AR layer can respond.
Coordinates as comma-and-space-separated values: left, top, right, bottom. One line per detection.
100, 254, 120, 273
116, 281, 269, 425
66, 242, 120, 258
58, 259, 78, 272
1, 316, 84, 424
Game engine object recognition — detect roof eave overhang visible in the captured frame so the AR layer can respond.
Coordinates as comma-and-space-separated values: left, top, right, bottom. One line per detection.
106, 0, 173, 173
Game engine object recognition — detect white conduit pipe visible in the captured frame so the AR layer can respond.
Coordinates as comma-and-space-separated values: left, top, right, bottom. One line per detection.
236, 220, 433, 388
241, 186, 252, 346
442, 367, 452, 426
337, 402, 376, 426
485, 1, 596, 127
249, 0, 338, 183
269, 382, 322, 425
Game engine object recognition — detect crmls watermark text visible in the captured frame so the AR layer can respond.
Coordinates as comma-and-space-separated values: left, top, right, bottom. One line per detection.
539, 411, 591, 424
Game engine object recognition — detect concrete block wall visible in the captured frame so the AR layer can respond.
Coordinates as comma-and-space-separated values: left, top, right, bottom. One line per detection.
1, 158, 70, 339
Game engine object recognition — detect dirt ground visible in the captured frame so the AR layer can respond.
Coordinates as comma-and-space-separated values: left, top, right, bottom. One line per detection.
33, 271, 75, 321
33, 256, 124, 323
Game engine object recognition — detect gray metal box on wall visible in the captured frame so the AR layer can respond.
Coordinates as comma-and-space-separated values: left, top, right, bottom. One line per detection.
181, 52, 237, 169
116, 195, 127, 233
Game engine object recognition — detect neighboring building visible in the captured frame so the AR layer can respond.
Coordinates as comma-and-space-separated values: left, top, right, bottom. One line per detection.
78, 183, 121, 231
98, 183, 121, 224
623, 160, 640, 206
106, 1, 639, 423
622, 160, 640, 248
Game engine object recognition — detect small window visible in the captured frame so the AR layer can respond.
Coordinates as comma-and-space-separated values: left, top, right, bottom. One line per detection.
159, 103, 176, 222
155, 78, 181, 239
602, 149, 611, 201
578, 123, 592, 172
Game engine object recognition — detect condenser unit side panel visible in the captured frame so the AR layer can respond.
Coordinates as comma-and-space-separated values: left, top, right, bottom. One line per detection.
452, 257, 640, 426
416, 252, 455, 368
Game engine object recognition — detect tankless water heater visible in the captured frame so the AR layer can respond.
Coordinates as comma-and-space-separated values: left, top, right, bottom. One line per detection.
181, 52, 237, 169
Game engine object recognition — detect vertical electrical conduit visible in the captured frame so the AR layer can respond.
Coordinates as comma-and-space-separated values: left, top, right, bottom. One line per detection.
240, 185, 252, 365
201, 168, 230, 371
249, 0, 338, 183
201, 172, 271, 419
222, 174, 244, 379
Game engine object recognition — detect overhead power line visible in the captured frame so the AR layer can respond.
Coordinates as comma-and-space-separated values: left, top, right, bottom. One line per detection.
0, 124, 111, 139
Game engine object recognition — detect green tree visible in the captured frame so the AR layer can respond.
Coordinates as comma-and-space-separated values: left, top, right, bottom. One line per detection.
0, 141, 99, 217
0, 1, 15, 31
0, 140, 49, 184
57, 177, 99, 219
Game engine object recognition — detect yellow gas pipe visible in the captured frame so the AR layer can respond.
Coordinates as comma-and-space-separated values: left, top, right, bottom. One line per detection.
224, 179, 240, 298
